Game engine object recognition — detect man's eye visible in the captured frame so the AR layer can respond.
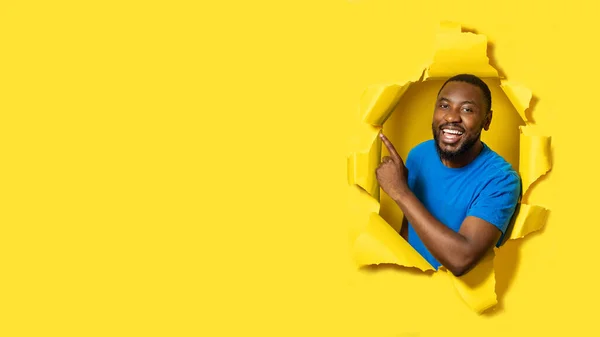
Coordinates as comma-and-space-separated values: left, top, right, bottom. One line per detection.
439, 104, 449, 109
462, 107, 473, 112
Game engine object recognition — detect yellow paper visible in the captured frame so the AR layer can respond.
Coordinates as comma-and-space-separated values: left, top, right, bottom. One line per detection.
348, 185, 381, 243
347, 124, 382, 199
519, 126, 552, 195
423, 23, 499, 80
353, 212, 434, 271
448, 249, 497, 314
506, 203, 548, 241
360, 82, 412, 126
347, 21, 553, 314
500, 80, 532, 123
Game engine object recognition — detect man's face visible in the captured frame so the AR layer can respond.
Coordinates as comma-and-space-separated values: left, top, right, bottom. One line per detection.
432, 81, 491, 160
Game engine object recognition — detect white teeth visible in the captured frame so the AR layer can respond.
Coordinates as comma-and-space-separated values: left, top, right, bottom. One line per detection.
443, 129, 463, 135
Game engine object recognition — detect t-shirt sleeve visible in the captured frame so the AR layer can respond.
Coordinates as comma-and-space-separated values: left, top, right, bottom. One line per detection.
466, 171, 521, 234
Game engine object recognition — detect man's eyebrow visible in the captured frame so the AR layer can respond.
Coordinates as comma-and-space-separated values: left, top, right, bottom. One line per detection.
437, 97, 479, 106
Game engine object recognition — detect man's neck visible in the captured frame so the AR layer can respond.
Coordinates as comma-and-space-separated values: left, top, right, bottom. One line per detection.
441, 140, 484, 168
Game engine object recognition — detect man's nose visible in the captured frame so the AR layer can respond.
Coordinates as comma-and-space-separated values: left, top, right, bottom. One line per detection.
444, 107, 462, 123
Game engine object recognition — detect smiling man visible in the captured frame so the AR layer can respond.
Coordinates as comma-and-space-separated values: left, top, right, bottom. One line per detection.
376, 74, 521, 276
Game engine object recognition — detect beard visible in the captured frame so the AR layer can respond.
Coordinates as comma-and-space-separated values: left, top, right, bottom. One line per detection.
432, 123, 482, 161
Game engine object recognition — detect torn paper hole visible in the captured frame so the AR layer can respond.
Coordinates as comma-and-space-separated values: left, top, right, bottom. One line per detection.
346, 22, 553, 314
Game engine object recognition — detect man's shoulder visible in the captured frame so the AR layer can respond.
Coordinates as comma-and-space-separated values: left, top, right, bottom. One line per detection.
406, 139, 435, 168
468, 147, 522, 237
478, 145, 521, 188
408, 139, 435, 158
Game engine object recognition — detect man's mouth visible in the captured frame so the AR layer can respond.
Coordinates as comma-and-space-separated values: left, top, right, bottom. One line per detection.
440, 127, 464, 144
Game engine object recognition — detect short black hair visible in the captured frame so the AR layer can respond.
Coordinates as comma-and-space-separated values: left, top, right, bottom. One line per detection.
438, 74, 492, 112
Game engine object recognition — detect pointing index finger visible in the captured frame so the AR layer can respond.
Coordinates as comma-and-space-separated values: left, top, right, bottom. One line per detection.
379, 132, 401, 162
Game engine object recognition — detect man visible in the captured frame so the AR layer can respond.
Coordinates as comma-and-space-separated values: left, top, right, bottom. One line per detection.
376, 74, 521, 277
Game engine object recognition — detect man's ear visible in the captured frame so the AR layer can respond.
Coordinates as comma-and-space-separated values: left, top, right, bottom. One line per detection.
483, 110, 493, 131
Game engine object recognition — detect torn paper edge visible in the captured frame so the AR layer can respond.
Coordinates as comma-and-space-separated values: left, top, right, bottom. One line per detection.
352, 212, 434, 271
500, 80, 532, 123
519, 126, 552, 196
423, 22, 500, 80
361, 82, 413, 126
506, 203, 549, 241
447, 248, 497, 314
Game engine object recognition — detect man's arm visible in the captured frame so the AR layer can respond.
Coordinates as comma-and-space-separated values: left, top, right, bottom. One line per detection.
393, 192, 501, 276
376, 133, 505, 276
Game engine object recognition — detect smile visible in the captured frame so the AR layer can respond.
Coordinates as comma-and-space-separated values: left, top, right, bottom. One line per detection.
441, 128, 464, 144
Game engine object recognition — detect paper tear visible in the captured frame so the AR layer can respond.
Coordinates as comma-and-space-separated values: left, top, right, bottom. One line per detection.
519, 126, 552, 195
353, 212, 434, 271
423, 22, 499, 80
506, 203, 548, 241
360, 82, 412, 126
438, 21, 462, 33
500, 80, 532, 123
448, 249, 497, 314
348, 185, 381, 243
347, 124, 382, 199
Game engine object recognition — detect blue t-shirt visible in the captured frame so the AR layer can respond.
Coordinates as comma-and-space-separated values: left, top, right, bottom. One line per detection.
405, 140, 521, 270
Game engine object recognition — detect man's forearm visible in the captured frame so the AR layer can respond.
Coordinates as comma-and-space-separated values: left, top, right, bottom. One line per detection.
392, 190, 473, 275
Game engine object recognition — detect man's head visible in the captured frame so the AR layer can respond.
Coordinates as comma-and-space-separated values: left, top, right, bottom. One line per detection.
432, 74, 492, 162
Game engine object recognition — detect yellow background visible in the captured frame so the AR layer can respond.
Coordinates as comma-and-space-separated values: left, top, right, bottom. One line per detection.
0, 0, 594, 336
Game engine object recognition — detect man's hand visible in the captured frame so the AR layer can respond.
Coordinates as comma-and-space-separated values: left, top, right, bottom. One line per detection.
376, 132, 409, 201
